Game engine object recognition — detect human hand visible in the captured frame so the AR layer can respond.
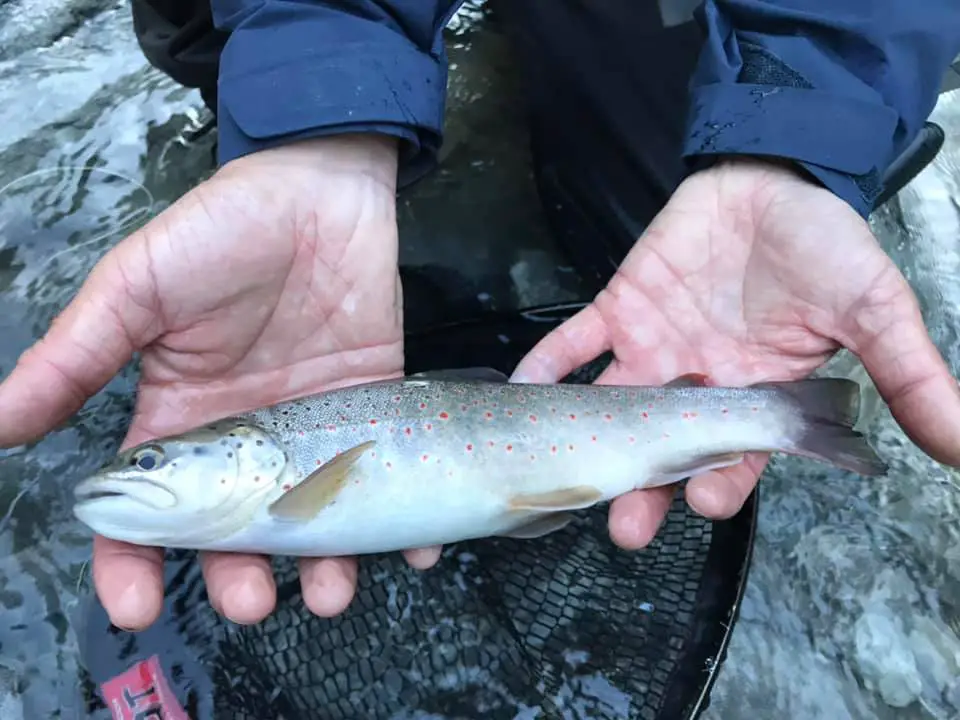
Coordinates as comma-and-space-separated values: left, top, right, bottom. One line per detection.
513, 156, 960, 548
0, 134, 442, 630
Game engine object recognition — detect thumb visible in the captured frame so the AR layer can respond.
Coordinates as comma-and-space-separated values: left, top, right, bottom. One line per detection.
0, 241, 158, 447
847, 271, 960, 467
510, 304, 610, 383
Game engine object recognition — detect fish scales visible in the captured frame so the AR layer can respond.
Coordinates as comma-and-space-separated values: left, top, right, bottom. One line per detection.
72, 368, 888, 557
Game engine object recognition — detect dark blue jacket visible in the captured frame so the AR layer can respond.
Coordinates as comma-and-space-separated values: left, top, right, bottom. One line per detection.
209, 0, 960, 218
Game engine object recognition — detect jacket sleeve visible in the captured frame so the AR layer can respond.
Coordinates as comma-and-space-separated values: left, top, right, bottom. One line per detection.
682, 0, 960, 217
210, 1, 461, 187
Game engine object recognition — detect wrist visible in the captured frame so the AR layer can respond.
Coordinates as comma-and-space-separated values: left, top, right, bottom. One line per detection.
219, 133, 400, 193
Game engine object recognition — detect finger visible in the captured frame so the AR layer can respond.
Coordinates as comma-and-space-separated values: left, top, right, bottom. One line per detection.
298, 556, 358, 618
684, 453, 768, 519
607, 485, 677, 549
847, 280, 960, 466
510, 304, 610, 383
403, 545, 442, 569
200, 551, 277, 624
92, 534, 165, 631
0, 246, 157, 448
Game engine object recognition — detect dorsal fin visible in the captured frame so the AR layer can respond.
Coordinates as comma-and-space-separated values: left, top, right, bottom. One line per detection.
408, 367, 509, 383
665, 373, 710, 388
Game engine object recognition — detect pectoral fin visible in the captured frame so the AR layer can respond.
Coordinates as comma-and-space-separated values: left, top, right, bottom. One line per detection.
508, 485, 603, 512
651, 451, 745, 486
498, 512, 575, 539
267, 441, 375, 522
408, 367, 509, 383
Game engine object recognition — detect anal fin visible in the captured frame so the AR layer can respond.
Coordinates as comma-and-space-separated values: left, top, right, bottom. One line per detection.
650, 452, 745, 485
499, 512, 575, 539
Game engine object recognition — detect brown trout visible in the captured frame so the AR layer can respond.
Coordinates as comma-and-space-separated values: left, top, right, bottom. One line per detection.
72, 367, 886, 556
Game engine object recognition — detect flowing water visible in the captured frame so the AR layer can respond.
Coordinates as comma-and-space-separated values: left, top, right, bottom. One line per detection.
0, 2, 958, 718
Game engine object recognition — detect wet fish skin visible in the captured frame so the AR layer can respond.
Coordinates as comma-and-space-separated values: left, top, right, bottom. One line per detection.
72, 368, 887, 557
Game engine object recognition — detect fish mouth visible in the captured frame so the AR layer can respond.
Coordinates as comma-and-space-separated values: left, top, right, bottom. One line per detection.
73, 476, 177, 510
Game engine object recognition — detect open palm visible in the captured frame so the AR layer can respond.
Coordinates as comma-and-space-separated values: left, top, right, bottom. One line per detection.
0, 136, 440, 629
513, 158, 960, 547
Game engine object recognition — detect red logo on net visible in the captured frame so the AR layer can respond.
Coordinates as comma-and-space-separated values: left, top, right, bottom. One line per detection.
100, 655, 189, 720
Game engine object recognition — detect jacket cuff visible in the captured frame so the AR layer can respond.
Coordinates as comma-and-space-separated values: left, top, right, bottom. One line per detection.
683, 82, 898, 218
216, 28, 447, 188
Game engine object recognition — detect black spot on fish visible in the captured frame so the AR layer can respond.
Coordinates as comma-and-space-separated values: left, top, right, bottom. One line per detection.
227, 452, 234, 459
193, 447, 206, 455
255, 440, 264, 447
236, 442, 243, 449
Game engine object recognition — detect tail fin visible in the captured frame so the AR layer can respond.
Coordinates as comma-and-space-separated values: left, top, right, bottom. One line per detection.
755, 378, 888, 476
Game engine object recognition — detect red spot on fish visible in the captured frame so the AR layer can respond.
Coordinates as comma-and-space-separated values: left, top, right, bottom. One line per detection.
426, 423, 433, 431
506, 444, 513, 452
576, 394, 583, 400
422, 454, 429, 462
648, 403, 654, 409
485, 412, 494, 419
316, 459, 323, 465
393, 395, 401, 402
282, 483, 292, 491
529, 414, 538, 423
506, 410, 513, 417
682, 412, 690, 419
641, 411, 649, 419
722, 408, 729, 414
551, 445, 558, 454
404, 427, 412, 435
591, 435, 597, 442
488, 440, 495, 447
439, 411, 449, 420
628, 436, 636, 444
466, 443, 473, 451
419, 402, 427, 409
604, 414, 613, 421
569, 414, 577, 420
339, 414, 348, 422
326, 424, 336, 431
369, 419, 378, 425
298, 430, 305, 436
751, 407, 759, 412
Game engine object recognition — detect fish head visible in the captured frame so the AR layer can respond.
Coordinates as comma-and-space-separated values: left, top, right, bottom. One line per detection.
72, 418, 286, 543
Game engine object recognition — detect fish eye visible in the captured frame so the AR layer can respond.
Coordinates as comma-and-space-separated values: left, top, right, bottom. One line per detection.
130, 445, 165, 471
